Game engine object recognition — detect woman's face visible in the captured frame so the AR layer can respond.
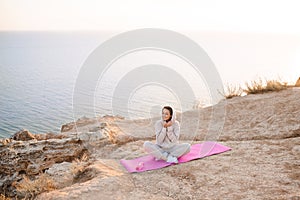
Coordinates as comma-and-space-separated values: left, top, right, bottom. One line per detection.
162, 108, 171, 121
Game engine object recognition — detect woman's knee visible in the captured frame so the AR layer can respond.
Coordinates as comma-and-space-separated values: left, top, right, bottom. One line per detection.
184, 143, 191, 152
143, 141, 152, 149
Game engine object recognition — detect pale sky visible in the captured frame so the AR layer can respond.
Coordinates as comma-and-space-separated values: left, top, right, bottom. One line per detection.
0, 0, 299, 85
0, 0, 300, 33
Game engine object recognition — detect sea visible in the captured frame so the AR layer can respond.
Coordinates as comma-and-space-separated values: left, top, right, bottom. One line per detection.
0, 31, 211, 138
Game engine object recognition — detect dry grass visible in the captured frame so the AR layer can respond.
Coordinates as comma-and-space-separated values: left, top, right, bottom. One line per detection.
0, 194, 10, 200
70, 152, 89, 175
71, 160, 86, 177
244, 78, 264, 94
16, 174, 56, 199
244, 78, 288, 94
221, 84, 243, 99
216, 78, 290, 100
70, 152, 95, 183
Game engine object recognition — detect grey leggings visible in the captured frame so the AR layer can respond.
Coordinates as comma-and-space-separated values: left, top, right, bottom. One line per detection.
144, 141, 190, 160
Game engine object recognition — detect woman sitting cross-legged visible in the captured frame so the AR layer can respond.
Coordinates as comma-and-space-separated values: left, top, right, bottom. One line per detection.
143, 106, 191, 163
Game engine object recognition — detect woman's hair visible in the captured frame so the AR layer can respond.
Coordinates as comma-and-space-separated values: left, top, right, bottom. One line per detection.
162, 106, 173, 122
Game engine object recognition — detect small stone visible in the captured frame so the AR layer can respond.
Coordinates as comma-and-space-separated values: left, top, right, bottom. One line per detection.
61, 123, 74, 132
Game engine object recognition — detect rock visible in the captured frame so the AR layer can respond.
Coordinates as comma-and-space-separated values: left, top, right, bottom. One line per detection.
0, 138, 12, 146
37, 160, 132, 200
60, 116, 124, 133
12, 129, 35, 141
292, 145, 300, 155
295, 77, 300, 87
60, 117, 96, 132
0, 136, 88, 198
60, 123, 73, 132
34, 132, 66, 140
45, 162, 74, 189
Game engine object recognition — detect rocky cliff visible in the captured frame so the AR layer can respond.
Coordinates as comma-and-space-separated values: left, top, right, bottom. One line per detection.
1, 88, 300, 199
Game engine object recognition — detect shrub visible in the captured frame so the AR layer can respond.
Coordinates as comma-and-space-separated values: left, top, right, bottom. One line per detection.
265, 80, 287, 91
16, 174, 56, 199
221, 84, 243, 99
244, 78, 287, 94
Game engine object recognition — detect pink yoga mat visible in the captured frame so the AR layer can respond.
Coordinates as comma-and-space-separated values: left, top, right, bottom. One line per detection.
120, 141, 231, 173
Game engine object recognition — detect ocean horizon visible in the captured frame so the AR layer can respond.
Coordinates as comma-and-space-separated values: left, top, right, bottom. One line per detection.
0, 31, 209, 138
1, 30, 299, 138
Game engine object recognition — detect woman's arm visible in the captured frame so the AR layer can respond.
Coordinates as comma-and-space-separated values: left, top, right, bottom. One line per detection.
155, 121, 167, 144
166, 121, 180, 142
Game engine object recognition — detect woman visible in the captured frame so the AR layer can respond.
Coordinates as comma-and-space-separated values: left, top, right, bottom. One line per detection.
143, 106, 191, 163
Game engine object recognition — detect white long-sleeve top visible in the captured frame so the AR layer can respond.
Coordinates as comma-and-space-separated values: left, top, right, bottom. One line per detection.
155, 108, 180, 149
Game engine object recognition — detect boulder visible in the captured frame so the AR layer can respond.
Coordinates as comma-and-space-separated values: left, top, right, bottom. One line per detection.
12, 129, 35, 141
0, 133, 88, 198
295, 77, 300, 87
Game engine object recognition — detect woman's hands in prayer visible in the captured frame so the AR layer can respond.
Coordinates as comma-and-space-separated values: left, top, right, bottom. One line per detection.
163, 121, 172, 128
